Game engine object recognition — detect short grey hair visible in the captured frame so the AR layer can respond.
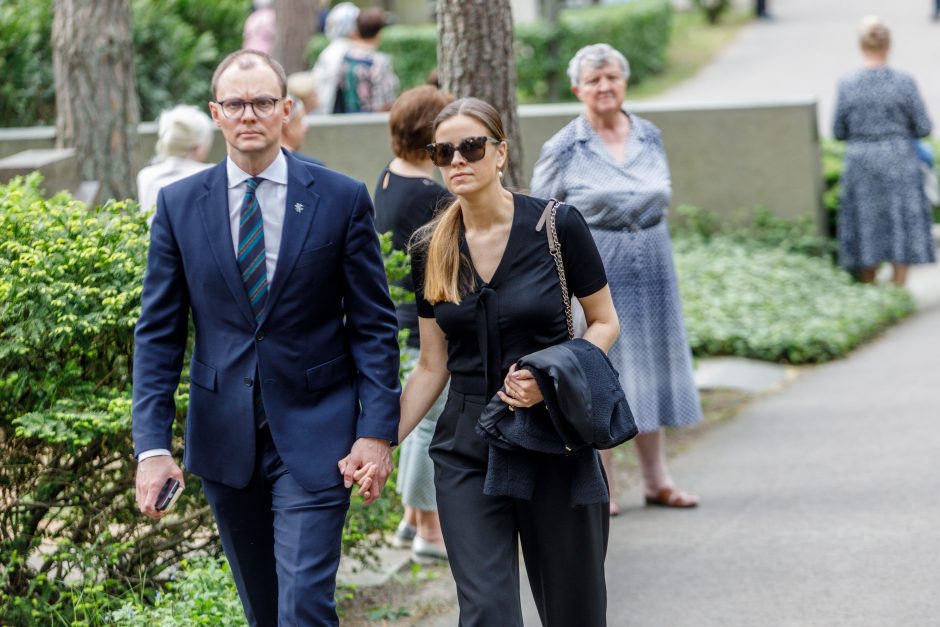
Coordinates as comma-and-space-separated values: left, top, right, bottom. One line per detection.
567, 43, 630, 87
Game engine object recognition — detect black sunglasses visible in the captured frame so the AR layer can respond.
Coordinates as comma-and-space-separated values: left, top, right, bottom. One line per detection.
426, 136, 501, 167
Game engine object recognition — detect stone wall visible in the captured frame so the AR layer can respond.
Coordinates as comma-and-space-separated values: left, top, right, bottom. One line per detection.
0, 99, 823, 231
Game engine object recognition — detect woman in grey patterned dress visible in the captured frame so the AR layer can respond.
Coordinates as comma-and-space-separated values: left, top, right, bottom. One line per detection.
833, 16, 934, 285
531, 44, 702, 513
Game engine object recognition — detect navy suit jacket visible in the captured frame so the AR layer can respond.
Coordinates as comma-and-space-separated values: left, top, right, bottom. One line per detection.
132, 150, 401, 492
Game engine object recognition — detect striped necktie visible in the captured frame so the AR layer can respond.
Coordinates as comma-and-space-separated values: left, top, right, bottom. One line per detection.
237, 176, 268, 323
237, 176, 268, 429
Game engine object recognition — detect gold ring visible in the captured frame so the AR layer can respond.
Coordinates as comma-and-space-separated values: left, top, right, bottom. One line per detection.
507, 404, 515, 412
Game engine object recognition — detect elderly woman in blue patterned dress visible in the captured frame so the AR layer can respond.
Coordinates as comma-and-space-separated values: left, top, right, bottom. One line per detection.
530, 43, 702, 513
833, 16, 934, 286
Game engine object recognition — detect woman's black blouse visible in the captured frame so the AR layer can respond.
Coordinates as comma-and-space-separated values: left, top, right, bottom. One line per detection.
413, 193, 608, 396
373, 166, 452, 348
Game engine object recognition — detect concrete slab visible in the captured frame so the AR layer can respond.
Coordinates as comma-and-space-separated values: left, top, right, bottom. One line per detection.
694, 357, 794, 394
337, 544, 413, 588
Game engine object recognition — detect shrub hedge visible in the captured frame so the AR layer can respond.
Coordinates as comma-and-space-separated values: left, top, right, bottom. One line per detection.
672, 207, 915, 363
308, 0, 673, 104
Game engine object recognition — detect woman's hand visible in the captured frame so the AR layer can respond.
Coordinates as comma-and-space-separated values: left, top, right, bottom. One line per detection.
497, 363, 543, 410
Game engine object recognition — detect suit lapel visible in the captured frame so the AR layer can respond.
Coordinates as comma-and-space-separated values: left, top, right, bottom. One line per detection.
199, 162, 257, 327
262, 152, 320, 326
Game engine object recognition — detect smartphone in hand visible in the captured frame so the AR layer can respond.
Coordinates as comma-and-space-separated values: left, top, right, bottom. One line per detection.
155, 477, 181, 512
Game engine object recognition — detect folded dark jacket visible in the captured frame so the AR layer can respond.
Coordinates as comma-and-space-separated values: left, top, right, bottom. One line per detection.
475, 338, 638, 506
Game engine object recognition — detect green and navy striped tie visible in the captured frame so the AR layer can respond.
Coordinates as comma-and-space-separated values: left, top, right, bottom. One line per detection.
237, 176, 268, 428
238, 176, 268, 322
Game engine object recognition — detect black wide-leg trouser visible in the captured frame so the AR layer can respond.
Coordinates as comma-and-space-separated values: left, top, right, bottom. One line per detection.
430, 384, 610, 627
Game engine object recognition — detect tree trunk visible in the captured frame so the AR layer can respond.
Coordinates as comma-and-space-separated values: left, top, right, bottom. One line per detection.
53, 0, 140, 202
274, 0, 320, 74
437, 0, 523, 189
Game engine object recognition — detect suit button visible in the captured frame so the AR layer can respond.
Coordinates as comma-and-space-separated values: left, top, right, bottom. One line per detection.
243, 377, 253, 387
256, 331, 264, 341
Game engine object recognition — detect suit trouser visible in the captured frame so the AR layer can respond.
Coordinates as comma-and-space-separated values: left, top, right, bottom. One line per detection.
202, 425, 350, 627
430, 387, 609, 627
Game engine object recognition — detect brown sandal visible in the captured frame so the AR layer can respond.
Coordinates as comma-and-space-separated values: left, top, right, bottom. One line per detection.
645, 487, 699, 508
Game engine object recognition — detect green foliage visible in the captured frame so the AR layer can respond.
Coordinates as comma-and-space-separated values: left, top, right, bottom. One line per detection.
673, 204, 835, 258
109, 558, 246, 626
0, 0, 55, 127
672, 207, 914, 363
557, 0, 672, 90
308, 1, 673, 105
0, 174, 219, 626
132, 0, 250, 122
0, 0, 248, 127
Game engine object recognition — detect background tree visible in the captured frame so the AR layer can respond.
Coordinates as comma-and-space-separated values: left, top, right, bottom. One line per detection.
436, 0, 523, 188
274, 0, 320, 74
53, 0, 140, 201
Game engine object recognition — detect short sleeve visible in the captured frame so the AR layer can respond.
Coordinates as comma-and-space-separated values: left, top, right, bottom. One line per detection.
410, 245, 436, 318
557, 204, 608, 298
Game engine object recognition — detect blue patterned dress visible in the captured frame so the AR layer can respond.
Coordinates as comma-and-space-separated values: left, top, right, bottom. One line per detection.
833, 66, 935, 269
530, 112, 702, 433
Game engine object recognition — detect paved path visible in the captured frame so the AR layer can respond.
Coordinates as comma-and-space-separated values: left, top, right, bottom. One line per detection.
522, 304, 940, 626
647, 0, 940, 136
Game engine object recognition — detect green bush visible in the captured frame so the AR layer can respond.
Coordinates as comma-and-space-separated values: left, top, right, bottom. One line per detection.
0, 175, 406, 624
0, 0, 249, 127
133, 0, 251, 123
557, 0, 672, 90
109, 558, 246, 627
308, 1, 672, 105
0, 0, 55, 127
672, 208, 914, 363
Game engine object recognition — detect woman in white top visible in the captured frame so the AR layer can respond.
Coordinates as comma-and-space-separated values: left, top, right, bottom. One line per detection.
137, 104, 214, 215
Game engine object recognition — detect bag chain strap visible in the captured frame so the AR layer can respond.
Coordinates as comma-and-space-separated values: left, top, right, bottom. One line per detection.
545, 200, 574, 340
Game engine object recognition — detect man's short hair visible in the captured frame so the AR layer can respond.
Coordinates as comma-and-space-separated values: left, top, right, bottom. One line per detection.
211, 49, 288, 98
356, 8, 386, 40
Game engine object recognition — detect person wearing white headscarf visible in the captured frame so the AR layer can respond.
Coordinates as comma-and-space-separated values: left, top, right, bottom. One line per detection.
310, 2, 360, 114
137, 105, 214, 217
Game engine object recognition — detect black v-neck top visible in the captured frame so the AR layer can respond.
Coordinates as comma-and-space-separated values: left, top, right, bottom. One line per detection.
413, 193, 607, 396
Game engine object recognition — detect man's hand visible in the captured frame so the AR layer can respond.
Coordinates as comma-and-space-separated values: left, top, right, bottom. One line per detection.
136, 456, 184, 520
337, 437, 392, 505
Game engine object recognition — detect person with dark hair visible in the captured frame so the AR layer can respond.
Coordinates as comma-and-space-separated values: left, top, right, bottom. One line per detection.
132, 49, 400, 626
347, 96, 621, 625
334, 7, 398, 113
373, 85, 454, 564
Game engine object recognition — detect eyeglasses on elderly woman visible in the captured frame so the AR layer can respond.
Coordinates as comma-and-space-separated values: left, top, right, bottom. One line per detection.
426, 136, 501, 167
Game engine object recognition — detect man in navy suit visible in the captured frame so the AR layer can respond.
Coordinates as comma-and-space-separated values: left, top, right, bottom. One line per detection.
132, 49, 400, 626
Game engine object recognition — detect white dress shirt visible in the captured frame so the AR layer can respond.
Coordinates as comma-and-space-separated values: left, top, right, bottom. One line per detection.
138, 151, 289, 462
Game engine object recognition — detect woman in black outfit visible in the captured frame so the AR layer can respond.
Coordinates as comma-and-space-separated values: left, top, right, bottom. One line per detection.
373, 85, 453, 563
400, 97, 620, 626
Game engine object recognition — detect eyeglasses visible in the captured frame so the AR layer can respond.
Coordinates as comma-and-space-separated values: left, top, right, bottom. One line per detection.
213, 97, 281, 119
426, 136, 501, 167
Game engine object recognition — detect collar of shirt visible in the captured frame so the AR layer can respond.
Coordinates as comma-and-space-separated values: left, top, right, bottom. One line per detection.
225, 150, 289, 284
225, 150, 289, 189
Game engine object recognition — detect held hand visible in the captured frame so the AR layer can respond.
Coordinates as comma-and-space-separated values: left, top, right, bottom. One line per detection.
136, 456, 184, 520
497, 363, 543, 410
338, 438, 392, 505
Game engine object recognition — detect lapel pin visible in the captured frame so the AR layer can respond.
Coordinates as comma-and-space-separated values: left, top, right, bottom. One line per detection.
294, 202, 304, 213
